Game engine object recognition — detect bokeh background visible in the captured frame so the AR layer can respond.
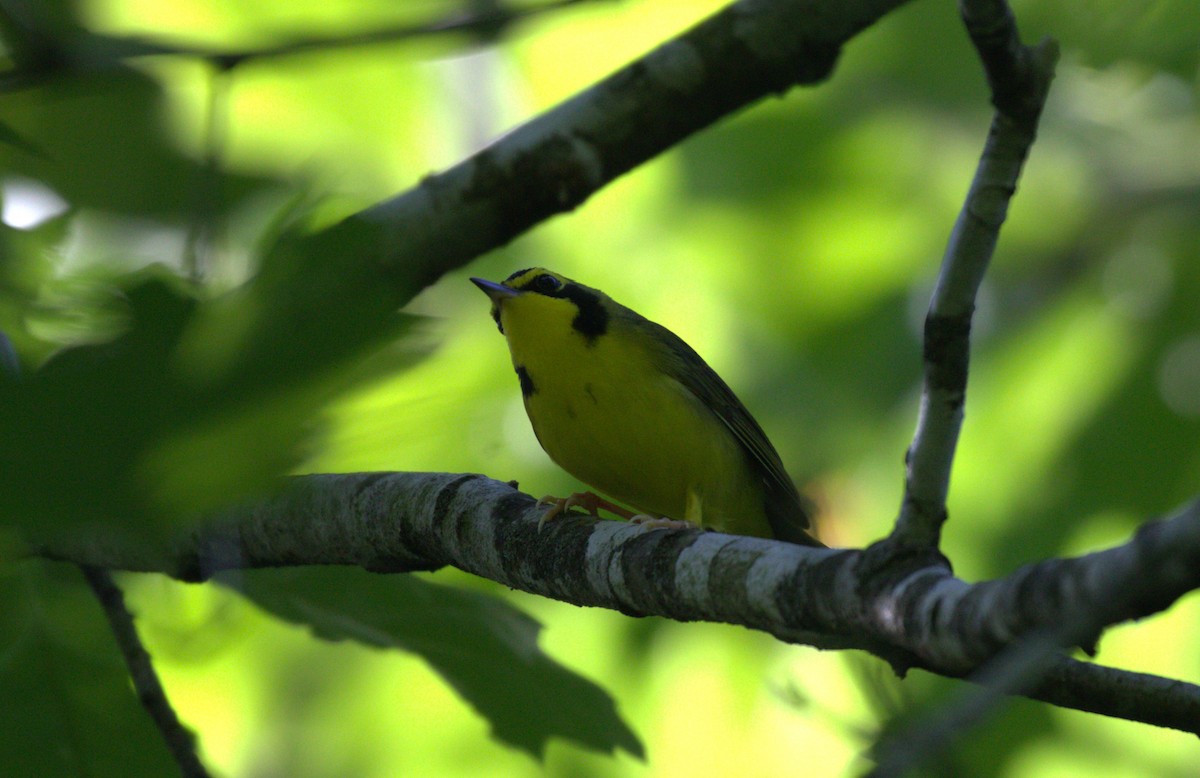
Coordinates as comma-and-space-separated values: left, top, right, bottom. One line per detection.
3, 0, 1200, 775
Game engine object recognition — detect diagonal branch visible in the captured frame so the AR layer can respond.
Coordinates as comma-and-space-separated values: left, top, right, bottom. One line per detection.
81, 566, 211, 778
893, 2, 1059, 548
346, 0, 913, 292
40, 472, 1200, 735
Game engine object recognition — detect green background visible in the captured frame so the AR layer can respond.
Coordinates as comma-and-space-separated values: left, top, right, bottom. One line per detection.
2, 0, 1199, 775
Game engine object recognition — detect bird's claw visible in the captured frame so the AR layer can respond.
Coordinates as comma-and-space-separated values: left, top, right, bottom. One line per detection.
630, 515, 699, 532
537, 492, 598, 532
536, 491, 637, 531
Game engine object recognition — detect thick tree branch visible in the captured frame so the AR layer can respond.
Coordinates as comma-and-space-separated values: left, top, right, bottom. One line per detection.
41, 473, 1200, 735
893, 3, 1058, 548
81, 566, 211, 778
346, 0, 912, 293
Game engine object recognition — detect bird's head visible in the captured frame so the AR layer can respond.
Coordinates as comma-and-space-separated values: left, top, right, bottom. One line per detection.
471, 268, 610, 343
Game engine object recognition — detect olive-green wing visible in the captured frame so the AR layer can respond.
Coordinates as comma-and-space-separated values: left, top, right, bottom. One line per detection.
620, 311, 817, 545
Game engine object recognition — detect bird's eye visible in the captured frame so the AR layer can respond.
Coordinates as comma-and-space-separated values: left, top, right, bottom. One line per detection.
531, 274, 562, 294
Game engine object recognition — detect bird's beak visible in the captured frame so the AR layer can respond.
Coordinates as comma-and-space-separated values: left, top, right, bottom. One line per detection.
470, 277, 520, 302
471, 277, 520, 335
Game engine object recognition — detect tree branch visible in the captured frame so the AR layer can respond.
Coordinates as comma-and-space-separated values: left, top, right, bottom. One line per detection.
345, 0, 912, 292
80, 566, 211, 778
41, 473, 1200, 735
893, 2, 1058, 548
874, 602, 1200, 774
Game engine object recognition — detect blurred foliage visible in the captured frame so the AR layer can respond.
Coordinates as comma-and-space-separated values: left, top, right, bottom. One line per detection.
230, 567, 643, 759
0, 214, 419, 541
1, 0, 1199, 776
0, 562, 178, 776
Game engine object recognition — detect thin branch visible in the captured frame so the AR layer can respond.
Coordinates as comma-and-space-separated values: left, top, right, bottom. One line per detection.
959, 0, 1052, 122
80, 566, 211, 778
40, 473, 1200, 735
0, 0, 607, 88
869, 5, 1140, 764
892, 5, 1059, 548
76, 0, 606, 69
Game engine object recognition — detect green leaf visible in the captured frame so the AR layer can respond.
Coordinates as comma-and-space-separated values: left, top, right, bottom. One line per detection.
0, 561, 182, 777
227, 567, 645, 760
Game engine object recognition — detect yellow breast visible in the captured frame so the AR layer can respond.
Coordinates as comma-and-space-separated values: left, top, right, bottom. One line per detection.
499, 293, 769, 537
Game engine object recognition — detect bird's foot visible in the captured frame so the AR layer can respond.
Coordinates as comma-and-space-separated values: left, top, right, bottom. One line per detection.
536, 491, 637, 531
630, 515, 700, 533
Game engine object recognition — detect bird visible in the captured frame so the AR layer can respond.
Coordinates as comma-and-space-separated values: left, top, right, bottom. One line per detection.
471, 268, 821, 547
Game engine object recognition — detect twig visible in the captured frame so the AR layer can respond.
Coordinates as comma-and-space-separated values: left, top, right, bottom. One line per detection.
959, 0, 1051, 122
2, 0, 605, 84
892, 2, 1058, 548
80, 566, 212, 778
